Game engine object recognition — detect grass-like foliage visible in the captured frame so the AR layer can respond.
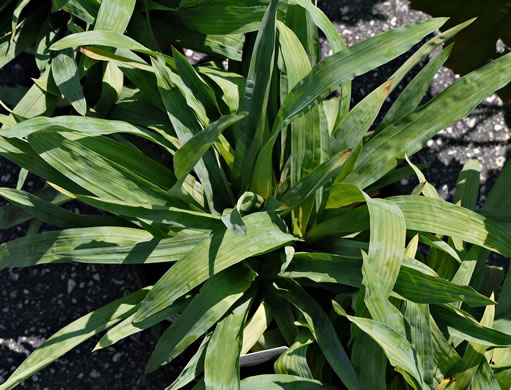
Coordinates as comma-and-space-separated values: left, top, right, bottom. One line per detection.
1, 0, 511, 389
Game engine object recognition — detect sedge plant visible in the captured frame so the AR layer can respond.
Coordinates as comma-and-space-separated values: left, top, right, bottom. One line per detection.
1, 0, 511, 389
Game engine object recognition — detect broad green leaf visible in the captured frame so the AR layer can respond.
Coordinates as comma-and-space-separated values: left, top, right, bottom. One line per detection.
94, 61, 124, 116
204, 293, 253, 390
94, 300, 189, 350
279, 149, 351, 211
221, 207, 246, 235
364, 196, 406, 297
10, 68, 57, 119
331, 79, 393, 154
0, 226, 152, 268
290, 0, 350, 119
199, 66, 246, 113
150, 16, 245, 61
0, 137, 87, 193
285, 1, 319, 66
78, 45, 153, 72
134, 212, 295, 323
469, 359, 501, 390
253, 18, 448, 197
274, 281, 359, 390
10, 0, 31, 40
165, 334, 211, 390
332, 301, 423, 388
390, 195, 511, 257
52, 0, 100, 24
34, 15, 61, 71
241, 300, 272, 354
0, 116, 175, 154
240, 374, 334, 390
274, 330, 313, 378
264, 291, 298, 346
325, 183, 366, 209
233, 0, 278, 192
51, 48, 87, 115
95, 0, 136, 32
174, 113, 246, 179
454, 158, 480, 209
346, 51, 511, 189
405, 302, 434, 388
0, 185, 70, 229
51, 30, 162, 58
419, 232, 462, 264
0, 288, 148, 390
448, 296, 495, 388
152, 57, 233, 213
59, 233, 207, 265
430, 316, 461, 383
361, 261, 407, 337
0, 14, 39, 69
173, 47, 219, 119
305, 206, 370, 242
3, 120, 176, 187
27, 132, 170, 205
76, 196, 221, 230
394, 266, 492, 307
145, 265, 255, 372
277, 19, 324, 233
432, 305, 511, 347
165, 3, 268, 35
280, 252, 493, 307
0, 188, 125, 229
350, 324, 387, 390
377, 44, 453, 131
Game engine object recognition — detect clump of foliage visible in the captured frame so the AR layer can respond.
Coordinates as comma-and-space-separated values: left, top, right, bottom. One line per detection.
1, 0, 511, 389
410, 0, 511, 101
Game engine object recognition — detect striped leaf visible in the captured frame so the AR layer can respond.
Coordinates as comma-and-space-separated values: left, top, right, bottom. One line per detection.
233, 0, 278, 192
134, 212, 295, 323
0, 227, 152, 268
432, 305, 511, 347
204, 293, 254, 390
280, 252, 493, 307
0, 115, 175, 153
145, 265, 255, 373
76, 196, 222, 230
241, 300, 272, 355
95, 0, 136, 32
174, 113, 246, 179
27, 132, 170, 205
241, 375, 334, 390
166, 334, 211, 390
390, 196, 511, 257
252, 18, 447, 197
333, 301, 423, 388
152, 57, 233, 213
274, 280, 359, 390
51, 48, 87, 115
454, 158, 480, 210
0, 188, 125, 229
274, 330, 314, 378
345, 51, 511, 189
94, 300, 189, 350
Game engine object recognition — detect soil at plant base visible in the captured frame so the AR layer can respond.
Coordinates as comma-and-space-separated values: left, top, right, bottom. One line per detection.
1, 0, 510, 389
